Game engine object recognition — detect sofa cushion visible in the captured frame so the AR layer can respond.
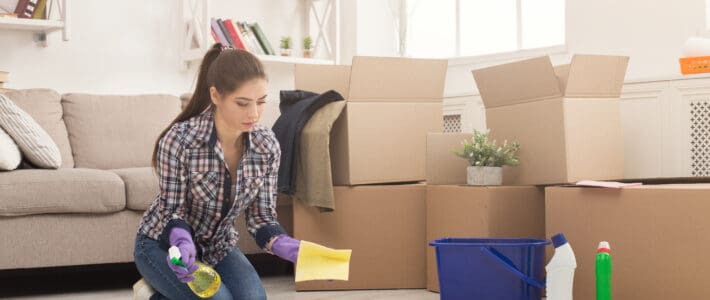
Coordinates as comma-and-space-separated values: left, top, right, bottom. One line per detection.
0, 126, 21, 170
61, 93, 181, 169
0, 94, 62, 169
111, 167, 158, 211
3, 89, 74, 168
0, 169, 126, 216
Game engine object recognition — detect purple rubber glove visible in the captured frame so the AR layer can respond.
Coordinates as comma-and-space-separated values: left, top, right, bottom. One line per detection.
271, 235, 300, 264
166, 227, 198, 283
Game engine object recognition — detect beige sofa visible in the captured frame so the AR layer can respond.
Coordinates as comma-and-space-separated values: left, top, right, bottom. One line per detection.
0, 89, 292, 270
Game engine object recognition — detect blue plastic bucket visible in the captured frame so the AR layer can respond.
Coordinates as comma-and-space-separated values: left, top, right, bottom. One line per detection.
429, 238, 550, 300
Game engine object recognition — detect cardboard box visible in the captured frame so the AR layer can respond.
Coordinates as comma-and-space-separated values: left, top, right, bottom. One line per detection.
472, 54, 628, 185
546, 184, 710, 300
426, 185, 545, 292
295, 57, 447, 185
425, 133, 473, 185
293, 184, 427, 290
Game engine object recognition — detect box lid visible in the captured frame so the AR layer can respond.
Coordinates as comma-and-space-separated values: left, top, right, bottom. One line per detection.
472, 54, 629, 108
562, 54, 629, 98
472, 56, 562, 108
552, 183, 710, 190
348, 56, 447, 102
294, 64, 351, 97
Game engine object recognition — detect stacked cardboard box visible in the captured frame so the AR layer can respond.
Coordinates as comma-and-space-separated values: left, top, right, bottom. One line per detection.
546, 184, 710, 300
292, 56, 447, 291
293, 184, 427, 290
472, 54, 710, 299
472, 54, 629, 186
424, 133, 546, 292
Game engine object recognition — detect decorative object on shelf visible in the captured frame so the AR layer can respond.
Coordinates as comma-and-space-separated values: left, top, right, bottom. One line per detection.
303, 36, 313, 58
453, 129, 520, 186
179, 0, 338, 69
15, 0, 39, 19
280, 36, 292, 57
0, 0, 70, 46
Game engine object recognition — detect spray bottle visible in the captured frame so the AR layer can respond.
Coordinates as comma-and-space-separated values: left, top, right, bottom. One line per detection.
169, 246, 222, 298
596, 241, 612, 300
545, 233, 576, 300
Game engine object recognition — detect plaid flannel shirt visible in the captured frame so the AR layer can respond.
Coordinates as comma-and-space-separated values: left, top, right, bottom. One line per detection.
138, 107, 286, 266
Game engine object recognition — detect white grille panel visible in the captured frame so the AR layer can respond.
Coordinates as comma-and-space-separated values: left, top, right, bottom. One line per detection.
443, 115, 462, 133
690, 101, 710, 176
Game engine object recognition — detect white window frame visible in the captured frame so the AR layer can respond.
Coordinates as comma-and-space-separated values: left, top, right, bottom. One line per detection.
413, 0, 568, 66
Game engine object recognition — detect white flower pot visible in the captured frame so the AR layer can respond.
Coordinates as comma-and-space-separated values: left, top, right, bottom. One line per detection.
467, 166, 503, 186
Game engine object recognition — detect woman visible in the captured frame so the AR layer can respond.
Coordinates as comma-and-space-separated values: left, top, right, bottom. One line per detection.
134, 43, 300, 300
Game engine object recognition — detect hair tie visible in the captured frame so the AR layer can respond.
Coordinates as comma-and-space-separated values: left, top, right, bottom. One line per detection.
220, 45, 234, 52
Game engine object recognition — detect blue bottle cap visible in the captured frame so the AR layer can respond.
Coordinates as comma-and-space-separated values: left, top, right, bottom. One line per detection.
552, 233, 567, 248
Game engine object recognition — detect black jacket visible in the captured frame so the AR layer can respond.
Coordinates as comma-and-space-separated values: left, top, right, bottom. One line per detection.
272, 90, 344, 195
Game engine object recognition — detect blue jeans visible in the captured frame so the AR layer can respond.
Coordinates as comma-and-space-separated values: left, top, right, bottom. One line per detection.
134, 234, 267, 300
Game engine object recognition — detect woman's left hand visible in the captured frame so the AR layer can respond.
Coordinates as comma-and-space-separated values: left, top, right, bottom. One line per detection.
270, 235, 300, 263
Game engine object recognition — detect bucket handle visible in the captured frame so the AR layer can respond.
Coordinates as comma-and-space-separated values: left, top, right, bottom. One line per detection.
479, 247, 546, 289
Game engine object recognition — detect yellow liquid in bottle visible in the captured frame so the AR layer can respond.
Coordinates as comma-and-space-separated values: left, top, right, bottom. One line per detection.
187, 262, 222, 298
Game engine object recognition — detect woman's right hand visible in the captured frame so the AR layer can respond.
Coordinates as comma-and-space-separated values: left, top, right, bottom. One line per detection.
166, 227, 198, 282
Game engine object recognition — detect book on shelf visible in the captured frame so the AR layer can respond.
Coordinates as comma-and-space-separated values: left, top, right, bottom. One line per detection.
31, 0, 44, 19
249, 22, 275, 56
216, 19, 236, 48
222, 19, 246, 50
210, 18, 229, 46
208, 18, 285, 57
237, 21, 265, 55
234, 22, 253, 53
14, 0, 38, 19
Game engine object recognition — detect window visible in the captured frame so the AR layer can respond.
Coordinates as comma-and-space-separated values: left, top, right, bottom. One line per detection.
406, 0, 565, 58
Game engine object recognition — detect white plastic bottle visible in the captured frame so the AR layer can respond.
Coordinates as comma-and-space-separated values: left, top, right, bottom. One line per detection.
545, 233, 577, 300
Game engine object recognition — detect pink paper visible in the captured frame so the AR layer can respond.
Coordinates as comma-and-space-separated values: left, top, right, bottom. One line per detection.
575, 180, 642, 189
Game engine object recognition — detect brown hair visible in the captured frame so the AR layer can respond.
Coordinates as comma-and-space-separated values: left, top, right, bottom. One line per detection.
151, 43, 267, 170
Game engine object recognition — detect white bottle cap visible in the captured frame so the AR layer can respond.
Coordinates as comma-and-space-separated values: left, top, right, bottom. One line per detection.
598, 241, 610, 250
169, 245, 181, 260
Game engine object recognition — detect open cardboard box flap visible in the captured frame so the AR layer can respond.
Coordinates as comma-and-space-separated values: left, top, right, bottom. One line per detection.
295, 56, 447, 103
472, 54, 629, 109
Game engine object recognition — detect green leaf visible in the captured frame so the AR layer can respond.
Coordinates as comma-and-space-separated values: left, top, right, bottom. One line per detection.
452, 129, 521, 167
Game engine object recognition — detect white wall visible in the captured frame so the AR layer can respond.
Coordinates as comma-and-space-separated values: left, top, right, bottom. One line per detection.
0, 0, 307, 98
446, 0, 707, 97
355, 0, 399, 59
3, 0, 703, 99
567, 0, 705, 81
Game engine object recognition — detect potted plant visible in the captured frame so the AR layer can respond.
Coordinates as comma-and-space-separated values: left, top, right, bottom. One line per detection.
453, 129, 520, 186
303, 36, 313, 58
280, 36, 292, 56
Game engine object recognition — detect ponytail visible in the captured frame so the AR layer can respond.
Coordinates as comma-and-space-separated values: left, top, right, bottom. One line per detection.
151, 43, 266, 171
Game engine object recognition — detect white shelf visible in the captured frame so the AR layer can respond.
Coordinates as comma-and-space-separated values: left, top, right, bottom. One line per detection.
179, 0, 338, 70
0, 0, 71, 45
183, 50, 334, 66
0, 17, 64, 32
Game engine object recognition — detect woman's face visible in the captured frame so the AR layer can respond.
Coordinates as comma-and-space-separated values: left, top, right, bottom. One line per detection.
210, 78, 267, 132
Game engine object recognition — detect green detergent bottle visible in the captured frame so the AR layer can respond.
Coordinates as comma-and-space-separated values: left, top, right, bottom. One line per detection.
169, 246, 221, 298
596, 241, 612, 300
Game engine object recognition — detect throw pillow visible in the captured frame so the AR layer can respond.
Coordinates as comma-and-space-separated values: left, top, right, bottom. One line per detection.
0, 126, 21, 171
0, 94, 61, 169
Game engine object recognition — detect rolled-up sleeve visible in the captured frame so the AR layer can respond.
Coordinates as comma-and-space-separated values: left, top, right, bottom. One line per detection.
247, 140, 286, 250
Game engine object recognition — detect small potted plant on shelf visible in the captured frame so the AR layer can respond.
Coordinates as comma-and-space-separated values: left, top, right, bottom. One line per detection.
303, 36, 313, 58
453, 129, 520, 186
280, 36, 292, 57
